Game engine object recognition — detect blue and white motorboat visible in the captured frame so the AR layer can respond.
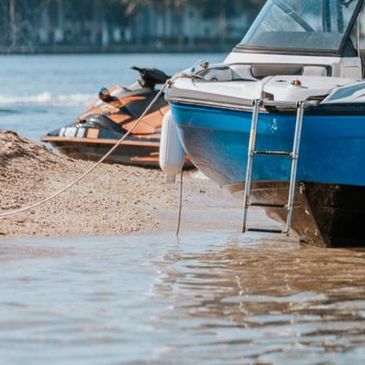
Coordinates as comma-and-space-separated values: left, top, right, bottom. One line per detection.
166, 0, 365, 247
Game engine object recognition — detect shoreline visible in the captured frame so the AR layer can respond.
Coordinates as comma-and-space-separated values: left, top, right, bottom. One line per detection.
0, 130, 245, 239
0, 130, 176, 238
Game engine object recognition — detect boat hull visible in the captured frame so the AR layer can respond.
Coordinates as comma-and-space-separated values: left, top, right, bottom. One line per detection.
234, 181, 365, 248
171, 102, 365, 187
171, 102, 365, 247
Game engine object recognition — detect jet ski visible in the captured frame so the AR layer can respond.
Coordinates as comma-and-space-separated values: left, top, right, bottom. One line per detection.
42, 66, 173, 167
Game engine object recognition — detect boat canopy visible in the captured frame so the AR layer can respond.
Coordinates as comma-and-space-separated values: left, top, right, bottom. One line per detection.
238, 0, 363, 56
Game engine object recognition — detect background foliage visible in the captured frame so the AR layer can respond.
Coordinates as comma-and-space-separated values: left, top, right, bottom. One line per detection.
0, 0, 266, 52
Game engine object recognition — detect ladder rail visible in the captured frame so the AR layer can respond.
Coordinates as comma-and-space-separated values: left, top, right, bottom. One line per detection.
284, 101, 305, 234
242, 99, 262, 233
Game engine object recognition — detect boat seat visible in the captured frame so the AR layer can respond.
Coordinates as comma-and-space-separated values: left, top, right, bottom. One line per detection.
251, 64, 329, 78
302, 66, 328, 76
252, 64, 302, 78
198, 67, 234, 82
196, 63, 329, 82
230, 65, 256, 80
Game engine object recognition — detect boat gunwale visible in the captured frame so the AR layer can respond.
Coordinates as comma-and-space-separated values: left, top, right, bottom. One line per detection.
169, 98, 365, 116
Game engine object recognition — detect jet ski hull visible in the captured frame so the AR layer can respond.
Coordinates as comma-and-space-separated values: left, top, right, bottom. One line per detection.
43, 136, 161, 167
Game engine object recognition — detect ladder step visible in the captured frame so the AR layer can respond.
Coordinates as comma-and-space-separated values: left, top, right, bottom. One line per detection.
249, 202, 286, 208
254, 150, 291, 157
248, 228, 284, 234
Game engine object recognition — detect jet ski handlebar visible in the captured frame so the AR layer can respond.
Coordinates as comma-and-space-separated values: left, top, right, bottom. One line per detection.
131, 66, 171, 89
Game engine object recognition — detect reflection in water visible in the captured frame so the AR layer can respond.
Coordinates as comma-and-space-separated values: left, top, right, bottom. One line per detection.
153, 235, 365, 364
1, 233, 365, 364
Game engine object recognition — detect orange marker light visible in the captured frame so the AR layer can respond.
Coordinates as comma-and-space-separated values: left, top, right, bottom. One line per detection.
291, 79, 302, 87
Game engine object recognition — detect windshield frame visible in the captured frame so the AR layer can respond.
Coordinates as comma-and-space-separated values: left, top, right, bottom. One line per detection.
236, 0, 364, 57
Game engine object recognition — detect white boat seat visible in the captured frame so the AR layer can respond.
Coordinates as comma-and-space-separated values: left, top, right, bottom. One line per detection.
195, 63, 329, 82
302, 66, 328, 77
251, 64, 303, 78
230, 65, 256, 81
197, 65, 256, 82
251, 64, 329, 78
198, 67, 234, 82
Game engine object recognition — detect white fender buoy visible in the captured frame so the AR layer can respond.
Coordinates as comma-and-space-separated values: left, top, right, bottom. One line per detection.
159, 110, 185, 182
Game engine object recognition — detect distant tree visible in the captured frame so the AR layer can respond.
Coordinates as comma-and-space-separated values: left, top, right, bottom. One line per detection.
9, 0, 17, 48
0, 0, 267, 51
118, 0, 187, 15
184, 0, 263, 43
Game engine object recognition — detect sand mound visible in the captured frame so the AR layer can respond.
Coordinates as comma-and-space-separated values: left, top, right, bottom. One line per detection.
0, 131, 178, 237
0, 130, 59, 167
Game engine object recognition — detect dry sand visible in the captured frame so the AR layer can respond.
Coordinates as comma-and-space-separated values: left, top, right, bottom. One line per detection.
0, 130, 231, 238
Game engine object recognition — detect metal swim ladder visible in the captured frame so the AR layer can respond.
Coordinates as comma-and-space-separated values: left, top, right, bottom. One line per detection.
242, 99, 306, 235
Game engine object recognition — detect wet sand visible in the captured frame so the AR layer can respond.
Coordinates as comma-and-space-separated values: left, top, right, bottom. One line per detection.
0, 130, 245, 238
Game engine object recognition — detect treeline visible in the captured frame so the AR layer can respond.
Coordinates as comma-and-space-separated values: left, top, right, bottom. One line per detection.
0, 0, 265, 53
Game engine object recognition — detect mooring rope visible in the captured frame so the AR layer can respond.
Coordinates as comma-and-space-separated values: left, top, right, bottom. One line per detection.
176, 170, 184, 236
0, 82, 169, 219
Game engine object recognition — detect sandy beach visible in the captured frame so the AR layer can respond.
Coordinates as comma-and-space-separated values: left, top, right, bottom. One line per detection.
0, 130, 234, 238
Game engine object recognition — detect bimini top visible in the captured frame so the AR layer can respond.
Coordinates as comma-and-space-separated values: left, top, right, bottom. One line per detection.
237, 0, 363, 57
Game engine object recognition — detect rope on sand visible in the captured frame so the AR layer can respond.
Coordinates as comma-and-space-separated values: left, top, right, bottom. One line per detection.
0, 82, 169, 219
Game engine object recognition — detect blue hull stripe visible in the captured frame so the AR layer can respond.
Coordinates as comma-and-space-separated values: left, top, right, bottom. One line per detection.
171, 102, 365, 187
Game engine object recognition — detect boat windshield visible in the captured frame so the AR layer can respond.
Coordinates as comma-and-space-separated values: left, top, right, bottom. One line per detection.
239, 0, 362, 55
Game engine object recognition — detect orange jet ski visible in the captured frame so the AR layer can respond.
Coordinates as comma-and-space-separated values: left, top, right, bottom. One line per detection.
42, 67, 172, 167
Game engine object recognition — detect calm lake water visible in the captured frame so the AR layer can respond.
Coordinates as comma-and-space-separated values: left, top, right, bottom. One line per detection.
1, 54, 365, 364
0, 53, 223, 141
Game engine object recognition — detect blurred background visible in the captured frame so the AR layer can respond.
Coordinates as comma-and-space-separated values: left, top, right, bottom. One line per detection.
0, 0, 264, 54
0, 1, 267, 141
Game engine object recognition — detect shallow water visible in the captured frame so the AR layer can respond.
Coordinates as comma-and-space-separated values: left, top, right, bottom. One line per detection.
1, 232, 365, 364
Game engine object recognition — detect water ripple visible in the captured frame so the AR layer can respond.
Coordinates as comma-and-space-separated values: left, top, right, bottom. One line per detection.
0, 234, 365, 364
